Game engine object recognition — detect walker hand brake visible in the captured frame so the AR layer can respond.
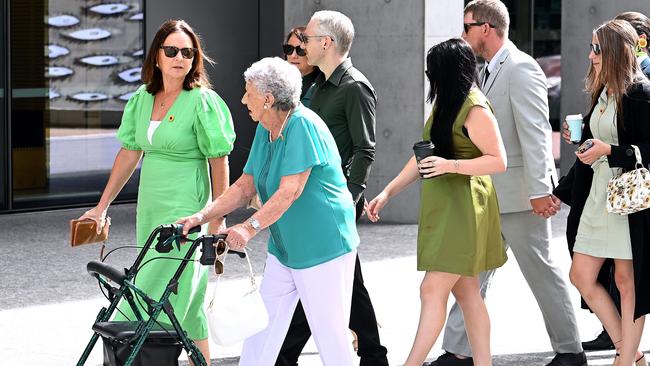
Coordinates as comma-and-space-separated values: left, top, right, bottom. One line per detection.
155, 224, 201, 253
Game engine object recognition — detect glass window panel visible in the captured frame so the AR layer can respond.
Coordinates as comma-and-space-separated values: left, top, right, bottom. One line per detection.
533, 0, 562, 131
10, 0, 144, 209
0, 0, 5, 209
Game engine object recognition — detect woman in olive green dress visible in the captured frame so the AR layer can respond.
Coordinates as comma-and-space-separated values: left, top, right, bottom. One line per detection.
367, 39, 507, 366
78, 20, 235, 363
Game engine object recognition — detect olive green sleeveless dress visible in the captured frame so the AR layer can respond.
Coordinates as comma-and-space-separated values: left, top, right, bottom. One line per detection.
418, 89, 507, 276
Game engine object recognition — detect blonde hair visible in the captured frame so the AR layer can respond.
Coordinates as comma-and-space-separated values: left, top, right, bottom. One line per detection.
464, 0, 510, 38
585, 19, 642, 113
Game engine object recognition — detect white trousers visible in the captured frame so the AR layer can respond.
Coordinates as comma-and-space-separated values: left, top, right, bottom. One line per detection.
239, 250, 357, 366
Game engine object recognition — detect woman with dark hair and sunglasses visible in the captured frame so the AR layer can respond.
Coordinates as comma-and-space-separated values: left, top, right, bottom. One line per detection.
283, 26, 321, 102
555, 19, 650, 366
367, 38, 507, 366
78, 19, 235, 363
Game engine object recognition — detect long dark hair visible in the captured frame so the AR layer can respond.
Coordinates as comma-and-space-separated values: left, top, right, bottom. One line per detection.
142, 19, 213, 94
426, 38, 478, 159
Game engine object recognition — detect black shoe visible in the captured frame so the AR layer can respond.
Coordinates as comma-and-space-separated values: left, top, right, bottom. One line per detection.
582, 329, 615, 351
426, 352, 473, 366
545, 352, 588, 366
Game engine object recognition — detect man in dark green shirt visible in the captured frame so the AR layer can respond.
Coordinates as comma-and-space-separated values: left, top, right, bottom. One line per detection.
308, 58, 376, 204
276, 10, 388, 366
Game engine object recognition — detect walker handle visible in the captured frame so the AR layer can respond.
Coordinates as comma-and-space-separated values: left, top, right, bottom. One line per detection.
155, 224, 201, 253
87, 260, 126, 284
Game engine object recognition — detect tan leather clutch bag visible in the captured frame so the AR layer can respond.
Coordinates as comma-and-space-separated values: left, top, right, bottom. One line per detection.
70, 217, 110, 247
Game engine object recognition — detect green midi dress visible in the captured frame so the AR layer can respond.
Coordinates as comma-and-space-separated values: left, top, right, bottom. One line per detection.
417, 89, 507, 276
112, 85, 236, 340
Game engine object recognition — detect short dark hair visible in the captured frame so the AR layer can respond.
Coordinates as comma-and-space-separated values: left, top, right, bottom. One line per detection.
614, 11, 650, 39
426, 38, 478, 159
142, 19, 213, 94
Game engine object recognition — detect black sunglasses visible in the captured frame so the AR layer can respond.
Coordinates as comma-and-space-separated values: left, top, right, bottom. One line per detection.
463, 22, 494, 33
589, 43, 601, 55
160, 45, 198, 59
282, 44, 307, 57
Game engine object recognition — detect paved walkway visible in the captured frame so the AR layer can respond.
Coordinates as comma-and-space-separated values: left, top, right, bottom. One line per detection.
0, 203, 648, 365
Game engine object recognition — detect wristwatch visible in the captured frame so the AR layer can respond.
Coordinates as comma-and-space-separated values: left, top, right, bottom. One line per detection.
248, 217, 261, 232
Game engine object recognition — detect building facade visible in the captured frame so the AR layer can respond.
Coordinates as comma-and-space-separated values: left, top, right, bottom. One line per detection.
0, 0, 282, 212
2, 0, 649, 222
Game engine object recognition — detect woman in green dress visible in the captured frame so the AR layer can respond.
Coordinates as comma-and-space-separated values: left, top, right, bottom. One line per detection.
78, 19, 235, 362
367, 39, 507, 366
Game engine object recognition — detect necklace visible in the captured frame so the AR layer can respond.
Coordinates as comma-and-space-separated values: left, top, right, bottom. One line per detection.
269, 107, 294, 142
595, 93, 608, 138
153, 89, 181, 122
157, 89, 181, 108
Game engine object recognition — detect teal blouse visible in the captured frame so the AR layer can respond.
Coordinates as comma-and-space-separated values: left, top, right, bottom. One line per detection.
243, 104, 359, 269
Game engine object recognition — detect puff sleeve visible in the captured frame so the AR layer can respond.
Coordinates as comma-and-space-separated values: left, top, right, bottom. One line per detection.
116, 85, 146, 150
279, 115, 330, 177
195, 88, 236, 158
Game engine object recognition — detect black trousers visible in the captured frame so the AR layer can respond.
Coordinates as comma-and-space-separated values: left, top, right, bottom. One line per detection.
275, 198, 389, 366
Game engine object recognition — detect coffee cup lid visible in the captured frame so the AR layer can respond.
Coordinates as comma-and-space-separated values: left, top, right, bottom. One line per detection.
413, 140, 434, 148
565, 113, 583, 120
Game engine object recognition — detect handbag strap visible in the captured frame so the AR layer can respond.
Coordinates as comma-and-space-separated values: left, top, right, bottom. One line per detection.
99, 216, 111, 261
208, 246, 257, 308
631, 145, 644, 169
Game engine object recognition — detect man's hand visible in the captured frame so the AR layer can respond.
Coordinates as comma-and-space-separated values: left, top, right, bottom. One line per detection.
530, 195, 561, 218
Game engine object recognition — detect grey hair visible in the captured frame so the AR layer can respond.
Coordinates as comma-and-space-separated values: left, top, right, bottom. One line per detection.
311, 10, 355, 56
244, 57, 301, 111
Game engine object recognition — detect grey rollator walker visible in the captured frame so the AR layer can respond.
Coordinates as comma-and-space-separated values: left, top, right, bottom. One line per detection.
77, 223, 243, 366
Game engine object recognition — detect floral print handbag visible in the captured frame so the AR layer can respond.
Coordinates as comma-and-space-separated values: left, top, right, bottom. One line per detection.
606, 145, 650, 215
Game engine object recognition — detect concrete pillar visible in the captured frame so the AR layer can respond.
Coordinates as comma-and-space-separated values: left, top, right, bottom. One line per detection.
425, 1, 464, 118
560, 1, 650, 174
285, 0, 461, 223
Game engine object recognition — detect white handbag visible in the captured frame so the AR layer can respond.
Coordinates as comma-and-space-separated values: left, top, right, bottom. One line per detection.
206, 247, 269, 346
606, 144, 650, 215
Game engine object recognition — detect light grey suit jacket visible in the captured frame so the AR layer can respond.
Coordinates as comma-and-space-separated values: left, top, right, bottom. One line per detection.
481, 41, 557, 214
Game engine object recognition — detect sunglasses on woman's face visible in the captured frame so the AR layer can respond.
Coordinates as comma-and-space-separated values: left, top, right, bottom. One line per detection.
589, 43, 601, 55
213, 239, 227, 275
160, 45, 198, 59
282, 44, 307, 57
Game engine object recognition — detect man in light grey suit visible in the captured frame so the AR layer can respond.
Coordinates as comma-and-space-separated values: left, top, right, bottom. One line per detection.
428, 1, 586, 366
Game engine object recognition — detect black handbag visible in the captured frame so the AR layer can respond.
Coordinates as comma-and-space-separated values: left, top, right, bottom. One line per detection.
94, 321, 183, 366
101, 336, 182, 366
